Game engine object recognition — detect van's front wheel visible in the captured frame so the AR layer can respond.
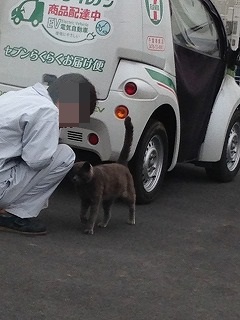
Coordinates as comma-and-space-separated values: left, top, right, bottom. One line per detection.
130, 120, 168, 204
205, 110, 240, 182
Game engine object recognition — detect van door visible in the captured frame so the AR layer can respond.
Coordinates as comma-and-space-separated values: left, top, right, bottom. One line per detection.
170, 0, 228, 161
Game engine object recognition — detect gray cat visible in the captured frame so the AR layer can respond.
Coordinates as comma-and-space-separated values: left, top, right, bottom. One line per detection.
72, 116, 136, 235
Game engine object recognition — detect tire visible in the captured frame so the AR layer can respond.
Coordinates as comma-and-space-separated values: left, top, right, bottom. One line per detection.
32, 20, 39, 27
13, 17, 21, 25
129, 119, 168, 204
205, 109, 240, 182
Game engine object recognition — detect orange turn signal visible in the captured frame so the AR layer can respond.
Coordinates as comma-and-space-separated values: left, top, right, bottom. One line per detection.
115, 105, 129, 119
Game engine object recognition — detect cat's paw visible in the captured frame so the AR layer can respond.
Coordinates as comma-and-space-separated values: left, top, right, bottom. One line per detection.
127, 219, 136, 225
98, 222, 108, 228
84, 228, 94, 235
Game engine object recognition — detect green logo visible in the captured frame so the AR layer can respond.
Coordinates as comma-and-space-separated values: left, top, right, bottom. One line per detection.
145, 0, 163, 25
10, 0, 114, 44
11, 0, 44, 27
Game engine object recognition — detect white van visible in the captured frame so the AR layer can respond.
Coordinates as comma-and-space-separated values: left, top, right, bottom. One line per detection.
1, 0, 240, 204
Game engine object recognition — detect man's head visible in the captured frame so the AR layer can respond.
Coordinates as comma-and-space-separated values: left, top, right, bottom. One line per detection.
47, 73, 97, 116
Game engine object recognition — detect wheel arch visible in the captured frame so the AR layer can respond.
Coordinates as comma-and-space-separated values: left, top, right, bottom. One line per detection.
204, 107, 240, 182
199, 105, 240, 162
149, 104, 178, 170
199, 76, 240, 162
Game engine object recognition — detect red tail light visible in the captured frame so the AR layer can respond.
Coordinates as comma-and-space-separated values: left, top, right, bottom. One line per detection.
88, 133, 99, 145
124, 82, 137, 95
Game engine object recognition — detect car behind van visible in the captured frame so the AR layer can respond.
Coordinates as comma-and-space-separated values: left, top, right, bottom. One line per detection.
1, 0, 240, 203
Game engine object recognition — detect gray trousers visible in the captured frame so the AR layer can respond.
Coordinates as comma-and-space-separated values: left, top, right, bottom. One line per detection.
0, 144, 75, 218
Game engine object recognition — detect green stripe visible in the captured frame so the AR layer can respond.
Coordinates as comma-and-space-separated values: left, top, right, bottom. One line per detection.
145, 68, 176, 92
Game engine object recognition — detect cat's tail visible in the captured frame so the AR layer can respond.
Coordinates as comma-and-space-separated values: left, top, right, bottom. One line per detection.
117, 116, 134, 166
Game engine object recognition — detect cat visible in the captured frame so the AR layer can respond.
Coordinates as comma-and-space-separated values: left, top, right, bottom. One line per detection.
72, 116, 136, 235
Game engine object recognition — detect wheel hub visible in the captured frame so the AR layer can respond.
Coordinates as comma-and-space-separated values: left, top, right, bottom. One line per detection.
226, 122, 240, 171
142, 136, 163, 192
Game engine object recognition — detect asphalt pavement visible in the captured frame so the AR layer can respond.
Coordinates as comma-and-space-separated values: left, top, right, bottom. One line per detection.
1, 163, 240, 320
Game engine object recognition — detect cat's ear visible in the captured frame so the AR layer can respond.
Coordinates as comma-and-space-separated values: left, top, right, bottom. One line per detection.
82, 162, 92, 172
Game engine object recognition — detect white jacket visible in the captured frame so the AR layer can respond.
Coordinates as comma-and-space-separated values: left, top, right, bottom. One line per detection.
0, 83, 59, 179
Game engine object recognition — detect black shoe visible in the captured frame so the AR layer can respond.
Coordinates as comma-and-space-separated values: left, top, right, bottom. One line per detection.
0, 215, 47, 235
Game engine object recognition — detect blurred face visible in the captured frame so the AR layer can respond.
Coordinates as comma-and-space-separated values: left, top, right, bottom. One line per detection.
56, 83, 91, 127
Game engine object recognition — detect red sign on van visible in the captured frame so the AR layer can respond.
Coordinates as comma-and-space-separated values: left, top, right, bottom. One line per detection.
145, 0, 163, 25
147, 36, 165, 51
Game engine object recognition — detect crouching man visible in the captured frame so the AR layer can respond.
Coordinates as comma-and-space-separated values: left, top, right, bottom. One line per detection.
0, 73, 97, 235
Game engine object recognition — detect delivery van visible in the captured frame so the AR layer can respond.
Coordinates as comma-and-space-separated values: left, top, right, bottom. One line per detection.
1, 0, 240, 204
